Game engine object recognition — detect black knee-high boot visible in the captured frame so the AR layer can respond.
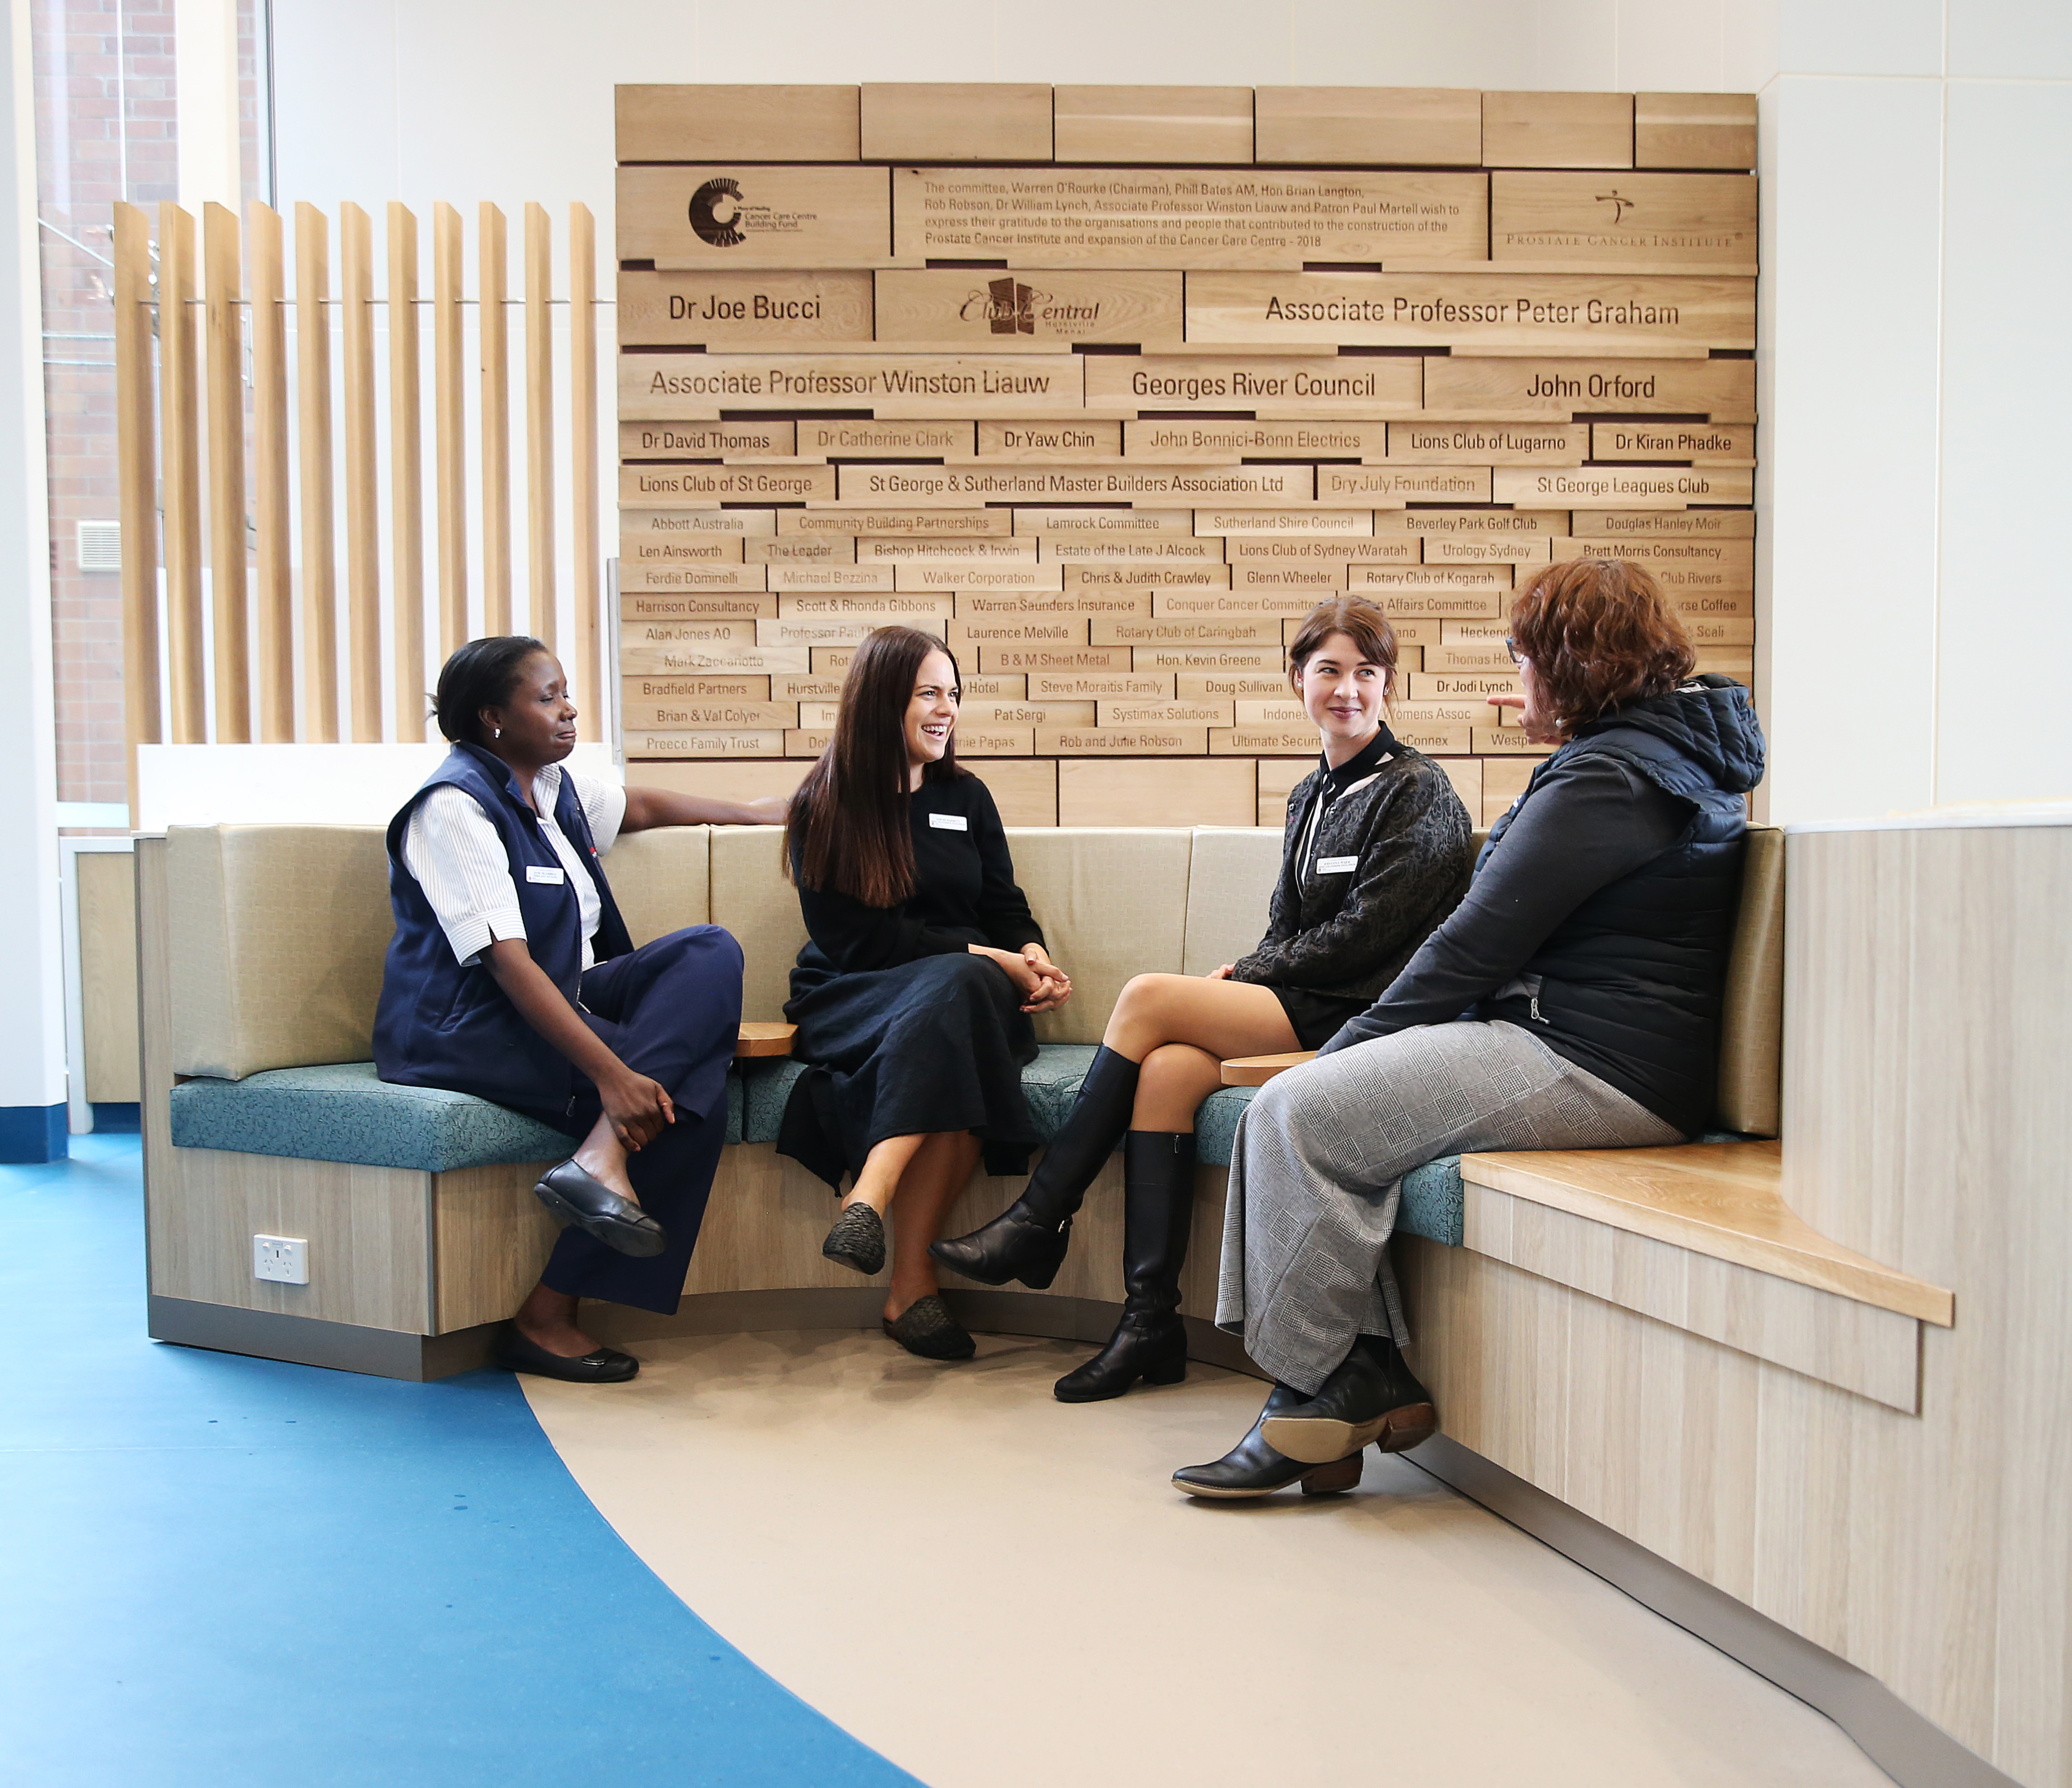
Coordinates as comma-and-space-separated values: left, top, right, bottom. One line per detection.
1054, 1130, 1195, 1403
929, 1046, 1140, 1290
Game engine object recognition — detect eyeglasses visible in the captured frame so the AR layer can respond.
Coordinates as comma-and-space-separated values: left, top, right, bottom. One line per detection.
1504, 637, 1523, 664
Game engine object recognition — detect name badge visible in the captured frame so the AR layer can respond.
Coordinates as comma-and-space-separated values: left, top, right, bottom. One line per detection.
928, 813, 968, 832
1315, 856, 1358, 875
525, 865, 566, 884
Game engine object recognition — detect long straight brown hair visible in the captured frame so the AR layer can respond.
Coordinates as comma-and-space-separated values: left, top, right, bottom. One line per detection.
786, 626, 964, 907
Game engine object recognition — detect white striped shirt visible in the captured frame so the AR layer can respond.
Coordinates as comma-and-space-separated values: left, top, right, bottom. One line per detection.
401, 766, 627, 971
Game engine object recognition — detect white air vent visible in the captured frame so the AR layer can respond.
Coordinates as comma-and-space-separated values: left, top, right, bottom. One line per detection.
76, 519, 120, 572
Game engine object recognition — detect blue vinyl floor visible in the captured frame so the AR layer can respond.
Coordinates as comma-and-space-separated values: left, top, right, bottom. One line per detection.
0, 1137, 917, 1788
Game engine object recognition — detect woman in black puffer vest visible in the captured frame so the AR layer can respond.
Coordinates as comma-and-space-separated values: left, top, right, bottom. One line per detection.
1176, 556, 1766, 1501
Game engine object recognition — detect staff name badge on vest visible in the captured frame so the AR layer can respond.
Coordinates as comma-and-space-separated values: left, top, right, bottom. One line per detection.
526, 865, 566, 884
928, 813, 968, 831
1315, 856, 1358, 875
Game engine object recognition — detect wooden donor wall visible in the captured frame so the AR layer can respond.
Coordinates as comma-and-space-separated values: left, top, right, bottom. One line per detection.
614, 85, 1757, 828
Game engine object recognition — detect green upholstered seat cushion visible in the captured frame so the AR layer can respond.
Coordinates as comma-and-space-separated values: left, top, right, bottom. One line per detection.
168, 1061, 747, 1173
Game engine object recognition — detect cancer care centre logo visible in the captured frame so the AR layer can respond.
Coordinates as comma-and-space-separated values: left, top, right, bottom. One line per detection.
686, 177, 819, 249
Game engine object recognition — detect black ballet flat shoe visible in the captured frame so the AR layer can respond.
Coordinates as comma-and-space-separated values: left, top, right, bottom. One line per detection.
881, 1294, 977, 1361
493, 1324, 640, 1384
1171, 1385, 1365, 1500
929, 1204, 1072, 1290
1260, 1334, 1438, 1465
533, 1159, 667, 1259
1054, 1313, 1187, 1403
821, 1202, 886, 1276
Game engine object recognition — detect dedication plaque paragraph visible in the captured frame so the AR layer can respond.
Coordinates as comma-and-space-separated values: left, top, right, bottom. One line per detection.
615, 84, 1759, 828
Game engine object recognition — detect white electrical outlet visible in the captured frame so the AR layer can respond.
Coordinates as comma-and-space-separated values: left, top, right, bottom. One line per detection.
253, 1235, 309, 1285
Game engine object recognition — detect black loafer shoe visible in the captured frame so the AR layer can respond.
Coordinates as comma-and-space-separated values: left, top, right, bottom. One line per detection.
881, 1294, 976, 1361
1260, 1335, 1438, 1464
493, 1324, 640, 1383
929, 1203, 1072, 1290
821, 1202, 886, 1276
532, 1159, 667, 1259
1172, 1385, 1364, 1499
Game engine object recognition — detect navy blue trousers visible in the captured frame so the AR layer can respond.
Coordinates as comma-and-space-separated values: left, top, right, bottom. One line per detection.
522, 925, 743, 1313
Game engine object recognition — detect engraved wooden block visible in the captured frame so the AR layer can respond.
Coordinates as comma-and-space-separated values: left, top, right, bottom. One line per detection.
1589, 422, 1755, 465
623, 699, 800, 730
1409, 670, 1519, 701
619, 563, 772, 592
1028, 671, 1174, 699
1099, 700, 1235, 726
621, 464, 835, 506
1482, 92, 1634, 170
627, 728, 786, 758
952, 727, 1037, 757
780, 507, 1012, 536
976, 420, 1125, 460
960, 700, 1097, 727
614, 85, 861, 163
896, 562, 1066, 591
876, 272, 1183, 347
1393, 697, 1495, 725
948, 617, 1090, 650
777, 591, 947, 618
785, 729, 834, 757
621, 619, 757, 649
1194, 508, 1379, 536
1092, 617, 1282, 648
748, 536, 855, 565
1132, 646, 1282, 671
970, 758, 1058, 825
796, 419, 974, 458
1176, 673, 1293, 698
615, 272, 872, 348
772, 677, 846, 704
1426, 640, 1516, 672
1253, 87, 1483, 167
1278, 614, 1438, 647
1218, 564, 1348, 597
1394, 508, 1560, 537
1233, 699, 1308, 724
1425, 355, 1755, 420
1051, 86, 1254, 165
1348, 569, 1507, 615
1422, 536, 1552, 565
1210, 726, 1328, 755
1052, 546, 1227, 571
619, 532, 748, 566
1083, 354, 1422, 418
1436, 755, 1484, 816
1125, 419, 1391, 462
1491, 172, 1757, 273
1682, 617, 1756, 647
1570, 507, 1755, 537
621, 590, 776, 623
1224, 537, 1416, 563
962, 588, 1149, 618
1059, 759, 1255, 827
1187, 271, 1754, 354
765, 565, 899, 593
1495, 466, 1753, 507
617, 166, 890, 269
621, 352, 1083, 420
1387, 422, 1588, 465
860, 536, 1038, 562
623, 673, 772, 702
1673, 591, 1753, 618
621, 644, 810, 676
1159, 588, 1331, 617
1482, 756, 1535, 823
860, 84, 1053, 162
1039, 725, 1209, 756
796, 702, 840, 728
959, 674, 1028, 699
1320, 465, 1492, 506
1555, 536, 1754, 591
622, 506, 777, 538
1438, 619, 1509, 642
1635, 94, 1758, 172
1392, 721, 1474, 754
617, 421, 799, 459
1014, 507, 1198, 536
980, 646, 1132, 672
758, 613, 946, 648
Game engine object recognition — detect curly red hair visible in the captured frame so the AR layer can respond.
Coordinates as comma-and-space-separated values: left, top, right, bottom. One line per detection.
1509, 557, 1696, 732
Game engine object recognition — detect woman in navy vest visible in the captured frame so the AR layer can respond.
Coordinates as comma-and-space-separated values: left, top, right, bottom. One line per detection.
1177, 558, 1765, 1499
374, 636, 780, 1384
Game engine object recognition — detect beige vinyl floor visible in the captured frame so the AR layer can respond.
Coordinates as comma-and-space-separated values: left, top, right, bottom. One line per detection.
524, 1328, 1895, 1788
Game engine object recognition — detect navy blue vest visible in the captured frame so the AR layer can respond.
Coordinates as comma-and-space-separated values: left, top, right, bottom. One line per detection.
373, 743, 633, 1119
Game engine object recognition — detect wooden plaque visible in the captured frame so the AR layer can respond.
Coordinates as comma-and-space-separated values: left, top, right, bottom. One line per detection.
618, 530, 744, 563
625, 673, 773, 701
621, 644, 810, 675
981, 645, 1133, 672
748, 536, 854, 564
1589, 422, 1755, 465
1013, 507, 1196, 536
618, 421, 797, 459
618, 166, 890, 269
623, 699, 800, 730
1124, 419, 1390, 462
1187, 271, 1754, 353
615, 86, 861, 163
1482, 92, 1634, 170
1253, 86, 1483, 167
796, 419, 974, 457
1387, 422, 1588, 464
1037, 725, 1209, 756
1571, 507, 1755, 537
1100, 700, 1236, 726
765, 565, 898, 592
859, 83, 1053, 163
892, 166, 1487, 268
896, 563, 1065, 590
1423, 535, 1552, 564
876, 271, 1184, 347
858, 536, 1037, 561
1319, 465, 1491, 506
961, 701, 1097, 727
976, 421, 1124, 460
1424, 355, 1755, 420
1490, 173, 1757, 273
1225, 537, 1416, 563
1052, 85, 1254, 165
1635, 94, 1758, 172
621, 506, 777, 537
620, 464, 834, 505
616, 270, 872, 346
1083, 354, 1422, 419
1195, 508, 1376, 535
1225, 566, 1346, 595
1493, 466, 1754, 507
780, 507, 1011, 537
619, 563, 771, 591
1159, 590, 1333, 617
1132, 645, 1282, 670
1092, 617, 1282, 648
1028, 672, 1174, 699
628, 729, 787, 757
967, 589, 1151, 617
622, 590, 775, 622
620, 352, 1084, 420
1176, 673, 1295, 698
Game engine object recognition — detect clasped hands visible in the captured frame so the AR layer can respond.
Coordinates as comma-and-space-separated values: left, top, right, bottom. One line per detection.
971, 942, 1073, 1014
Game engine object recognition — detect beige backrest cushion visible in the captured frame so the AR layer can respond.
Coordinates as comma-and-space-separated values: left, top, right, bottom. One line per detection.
1180, 828, 1284, 976
710, 825, 808, 1021
167, 825, 391, 1079
606, 826, 711, 945
1717, 823, 1784, 1137
1009, 828, 1194, 1045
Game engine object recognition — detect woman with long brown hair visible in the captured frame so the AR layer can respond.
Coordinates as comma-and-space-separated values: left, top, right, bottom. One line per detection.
779, 625, 1073, 1360
932, 597, 1473, 1404
1176, 558, 1764, 1499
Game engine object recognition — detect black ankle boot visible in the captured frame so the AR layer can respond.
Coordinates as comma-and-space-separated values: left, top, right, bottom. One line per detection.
1260, 1333, 1437, 1464
1171, 1385, 1365, 1499
1055, 1131, 1194, 1403
930, 1046, 1141, 1289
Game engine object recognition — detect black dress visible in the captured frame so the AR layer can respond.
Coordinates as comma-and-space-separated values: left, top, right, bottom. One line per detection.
778, 769, 1047, 1188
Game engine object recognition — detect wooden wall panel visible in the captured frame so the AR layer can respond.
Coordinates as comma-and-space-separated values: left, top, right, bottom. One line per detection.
1482, 91, 1634, 168
1053, 85, 1254, 164
157, 204, 204, 743
1254, 86, 1482, 165
860, 83, 1051, 161
1635, 93, 1758, 171
201, 204, 249, 742
247, 204, 294, 742
615, 84, 862, 162
292, 203, 337, 742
